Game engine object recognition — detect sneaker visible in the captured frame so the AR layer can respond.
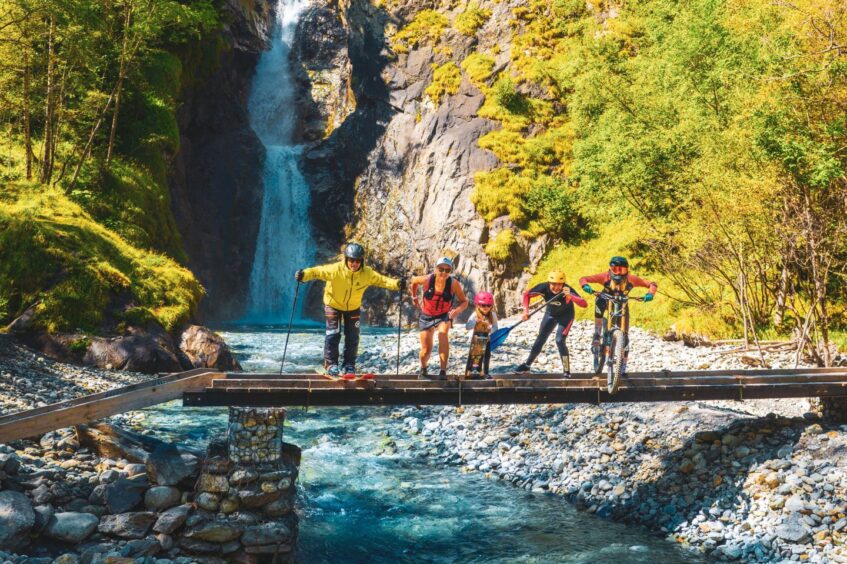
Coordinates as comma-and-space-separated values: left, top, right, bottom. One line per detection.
515, 363, 531, 373
327, 365, 341, 377
418, 366, 429, 380
342, 365, 355, 375
438, 369, 447, 379
471, 368, 481, 379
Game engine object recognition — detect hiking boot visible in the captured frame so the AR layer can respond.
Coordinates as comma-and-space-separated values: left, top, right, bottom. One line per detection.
438, 369, 447, 380
561, 355, 571, 379
327, 365, 341, 377
342, 365, 355, 375
418, 366, 429, 380
515, 363, 531, 373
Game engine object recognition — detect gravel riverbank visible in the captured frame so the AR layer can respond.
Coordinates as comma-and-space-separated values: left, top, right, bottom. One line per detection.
359, 316, 847, 562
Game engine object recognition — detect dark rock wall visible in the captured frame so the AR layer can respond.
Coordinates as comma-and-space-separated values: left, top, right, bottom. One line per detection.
169, 0, 273, 322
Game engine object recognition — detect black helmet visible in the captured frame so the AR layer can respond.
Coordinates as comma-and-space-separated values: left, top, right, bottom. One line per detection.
344, 242, 365, 261
609, 256, 629, 283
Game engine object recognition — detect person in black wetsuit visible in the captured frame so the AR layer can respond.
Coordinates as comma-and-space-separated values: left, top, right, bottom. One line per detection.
515, 270, 587, 377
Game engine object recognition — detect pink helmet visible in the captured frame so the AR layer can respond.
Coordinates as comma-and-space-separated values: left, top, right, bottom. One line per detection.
474, 291, 494, 307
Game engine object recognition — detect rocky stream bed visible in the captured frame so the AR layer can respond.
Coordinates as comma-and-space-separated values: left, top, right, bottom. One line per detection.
1, 318, 847, 562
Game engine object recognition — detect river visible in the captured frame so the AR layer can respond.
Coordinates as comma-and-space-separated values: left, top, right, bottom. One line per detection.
133, 327, 702, 563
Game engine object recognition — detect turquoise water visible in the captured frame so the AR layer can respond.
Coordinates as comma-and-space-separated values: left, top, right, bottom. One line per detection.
138, 327, 701, 563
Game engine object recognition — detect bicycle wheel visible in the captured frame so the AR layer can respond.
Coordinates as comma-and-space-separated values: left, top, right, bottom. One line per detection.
593, 334, 606, 375
607, 329, 625, 394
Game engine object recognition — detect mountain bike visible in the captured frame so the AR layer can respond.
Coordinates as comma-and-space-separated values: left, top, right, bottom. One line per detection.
592, 292, 645, 394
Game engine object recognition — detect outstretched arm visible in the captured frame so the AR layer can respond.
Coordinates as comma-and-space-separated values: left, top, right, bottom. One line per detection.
628, 274, 657, 294
302, 263, 335, 282
364, 267, 400, 291
409, 275, 429, 308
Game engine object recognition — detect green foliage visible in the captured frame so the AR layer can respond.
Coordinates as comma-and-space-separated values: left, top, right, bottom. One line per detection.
490, 76, 527, 114
454, 5, 491, 36
0, 184, 203, 332
391, 10, 448, 54
485, 229, 517, 261
0, 0, 220, 334
425, 62, 462, 105
461, 53, 495, 88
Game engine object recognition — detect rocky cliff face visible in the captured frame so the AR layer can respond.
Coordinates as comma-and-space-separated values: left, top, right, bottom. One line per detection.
169, 0, 273, 321
294, 0, 550, 319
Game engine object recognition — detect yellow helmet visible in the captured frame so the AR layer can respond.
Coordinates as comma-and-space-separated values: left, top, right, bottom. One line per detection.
547, 270, 566, 284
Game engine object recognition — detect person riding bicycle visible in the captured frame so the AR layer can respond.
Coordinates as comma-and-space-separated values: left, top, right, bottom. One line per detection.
515, 271, 587, 377
579, 256, 656, 373
296, 242, 403, 376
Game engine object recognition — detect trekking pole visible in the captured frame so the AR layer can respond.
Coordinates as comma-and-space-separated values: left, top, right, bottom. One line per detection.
396, 277, 404, 377
279, 281, 301, 375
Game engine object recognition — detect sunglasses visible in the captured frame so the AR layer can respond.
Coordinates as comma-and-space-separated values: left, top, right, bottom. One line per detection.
347, 258, 362, 263
437, 267, 452, 273
610, 266, 628, 275
478, 304, 492, 309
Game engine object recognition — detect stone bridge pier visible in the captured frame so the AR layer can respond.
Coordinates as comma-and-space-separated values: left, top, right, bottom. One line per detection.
187, 407, 300, 562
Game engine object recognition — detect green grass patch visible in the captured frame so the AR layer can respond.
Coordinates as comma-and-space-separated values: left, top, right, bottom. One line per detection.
391, 10, 448, 54
454, 5, 492, 36
425, 62, 462, 105
0, 182, 203, 333
461, 53, 496, 88
485, 229, 517, 261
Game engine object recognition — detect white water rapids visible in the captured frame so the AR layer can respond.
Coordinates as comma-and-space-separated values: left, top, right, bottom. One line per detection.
244, 0, 315, 323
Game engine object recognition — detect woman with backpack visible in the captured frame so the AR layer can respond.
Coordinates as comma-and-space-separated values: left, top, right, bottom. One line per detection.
409, 257, 469, 379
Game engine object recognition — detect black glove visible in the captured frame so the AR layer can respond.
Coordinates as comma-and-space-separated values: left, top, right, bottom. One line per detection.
398, 277, 407, 292
295, 269, 304, 282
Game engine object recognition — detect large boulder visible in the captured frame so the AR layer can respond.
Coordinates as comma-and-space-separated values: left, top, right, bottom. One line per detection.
152, 504, 191, 535
98, 512, 157, 539
0, 491, 35, 550
178, 325, 241, 371
43, 512, 99, 543
83, 330, 182, 373
104, 478, 147, 514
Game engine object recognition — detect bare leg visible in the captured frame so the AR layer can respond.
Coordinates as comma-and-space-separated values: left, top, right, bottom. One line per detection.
420, 330, 434, 368
437, 322, 450, 370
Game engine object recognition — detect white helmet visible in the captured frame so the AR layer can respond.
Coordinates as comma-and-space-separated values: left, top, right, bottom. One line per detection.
435, 257, 454, 271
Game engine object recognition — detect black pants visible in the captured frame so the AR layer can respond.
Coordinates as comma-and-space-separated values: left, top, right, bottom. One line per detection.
526, 311, 574, 365
324, 306, 360, 369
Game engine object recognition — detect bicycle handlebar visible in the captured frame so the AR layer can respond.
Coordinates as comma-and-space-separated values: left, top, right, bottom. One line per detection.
595, 291, 645, 303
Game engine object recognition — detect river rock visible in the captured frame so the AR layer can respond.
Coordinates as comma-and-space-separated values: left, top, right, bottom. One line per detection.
184, 521, 244, 543
32, 504, 55, 534
144, 486, 181, 511
196, 492, 221, 512
0, 491, 35, 550
83, 332, 182, 374
152, 504, 191, 535
241, 522, 292, 546
104, 478, 145, 513
230, 468, 259, 486
98, 512, 157, 539
43, 512, 99, 543
146, 444, 194, 486
197, 472, 230, 494
775, 514, 811, 543
178, 325, 242, 370
263, 497, 293, 517
124, 537, 161, 557
237, 488, 281, 508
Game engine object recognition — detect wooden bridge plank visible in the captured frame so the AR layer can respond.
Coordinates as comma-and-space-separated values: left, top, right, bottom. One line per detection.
0, 370, 222, 444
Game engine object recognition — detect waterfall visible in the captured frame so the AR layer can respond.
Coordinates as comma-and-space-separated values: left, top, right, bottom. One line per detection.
244, 0, 315, 324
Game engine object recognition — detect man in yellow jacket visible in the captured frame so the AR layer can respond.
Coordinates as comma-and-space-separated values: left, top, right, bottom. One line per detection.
295, 242, 403, 375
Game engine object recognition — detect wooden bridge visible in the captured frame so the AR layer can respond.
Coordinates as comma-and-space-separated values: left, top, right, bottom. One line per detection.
1, 367, 846, 444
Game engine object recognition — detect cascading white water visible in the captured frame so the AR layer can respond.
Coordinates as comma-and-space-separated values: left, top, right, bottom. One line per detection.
244, 0, 315, 323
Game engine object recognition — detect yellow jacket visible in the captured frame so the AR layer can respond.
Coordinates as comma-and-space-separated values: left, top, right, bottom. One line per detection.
303, 261, 400, 311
